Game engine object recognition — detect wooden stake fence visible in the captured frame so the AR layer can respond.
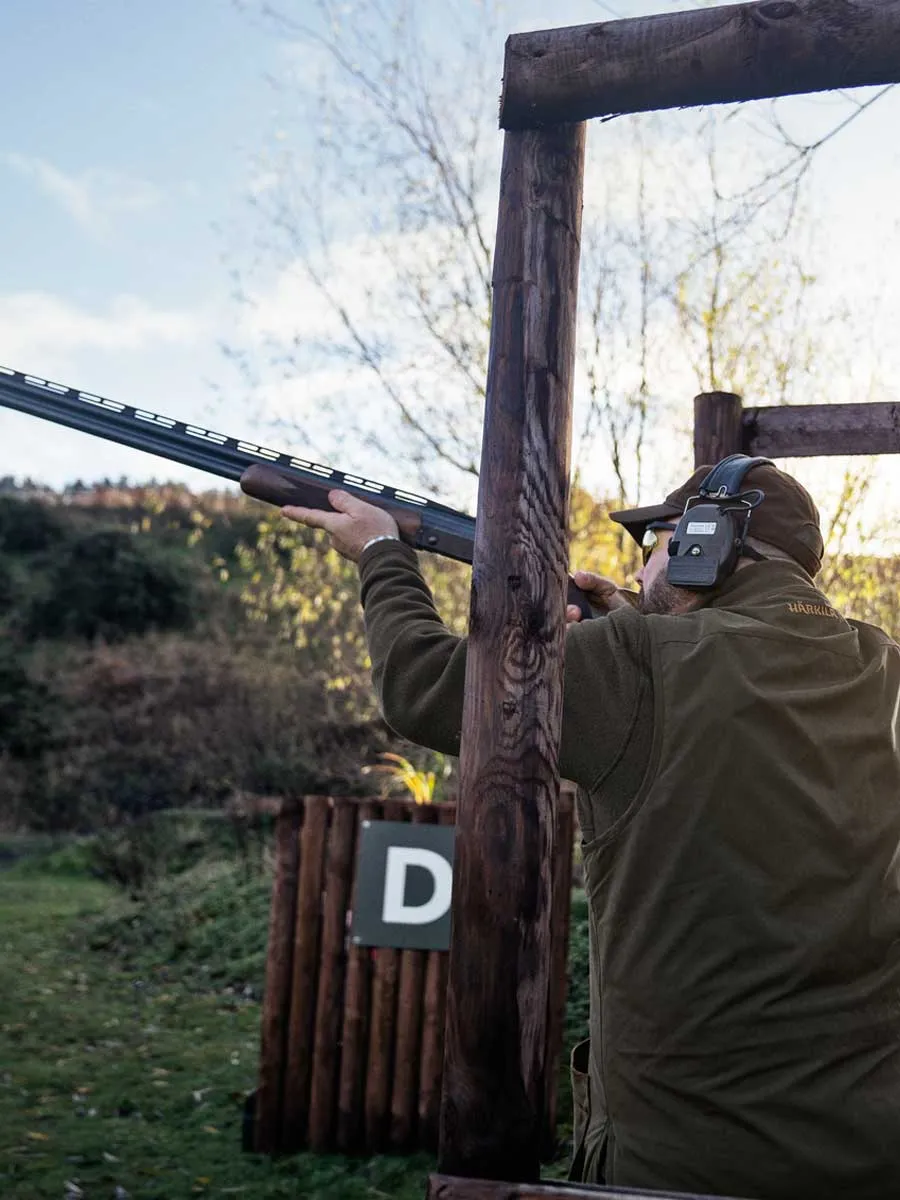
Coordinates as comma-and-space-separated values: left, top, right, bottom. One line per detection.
253, 791, 575, 1156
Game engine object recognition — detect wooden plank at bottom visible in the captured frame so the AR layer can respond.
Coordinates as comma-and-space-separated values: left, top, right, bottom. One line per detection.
426, 1175, 732, 1199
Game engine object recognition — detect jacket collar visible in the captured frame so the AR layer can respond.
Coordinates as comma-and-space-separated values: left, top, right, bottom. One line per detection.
703, 559, 828, 612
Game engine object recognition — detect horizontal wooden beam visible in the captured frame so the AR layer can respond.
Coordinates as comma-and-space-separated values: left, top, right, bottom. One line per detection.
427, 1174, 716, 1199
744, 401, 900, 458
501, 0, 900, 129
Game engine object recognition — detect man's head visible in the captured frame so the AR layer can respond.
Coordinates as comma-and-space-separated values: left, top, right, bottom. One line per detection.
612, 460, 824, 615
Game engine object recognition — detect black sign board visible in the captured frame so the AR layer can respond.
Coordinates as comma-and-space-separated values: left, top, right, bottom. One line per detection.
351, 819, 456, 951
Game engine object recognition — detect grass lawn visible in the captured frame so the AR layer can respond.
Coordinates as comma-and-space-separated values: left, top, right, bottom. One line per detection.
0, 860, 432, 1199
0, 840, 587, 1199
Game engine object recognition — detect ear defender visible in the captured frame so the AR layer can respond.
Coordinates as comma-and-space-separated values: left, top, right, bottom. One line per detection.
666, 454, 772, 590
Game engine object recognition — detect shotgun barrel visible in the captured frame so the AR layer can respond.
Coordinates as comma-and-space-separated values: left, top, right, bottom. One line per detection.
0, 365, 593, 616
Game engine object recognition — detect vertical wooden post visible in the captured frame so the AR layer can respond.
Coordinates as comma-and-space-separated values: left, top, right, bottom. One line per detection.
307, 797, 358, 1152
335, 800, 378, 1153
437, 122, 586, 1183
693, 391, 745, 468
254, 798, 302, 1153
390, 804, 432, 1150
364, 798, 405, 1153
418, 803, 455, 1150
281, 796, 329, 1151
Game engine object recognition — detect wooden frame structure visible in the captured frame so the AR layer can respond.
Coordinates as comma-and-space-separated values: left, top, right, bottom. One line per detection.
431, 3, 900, 1198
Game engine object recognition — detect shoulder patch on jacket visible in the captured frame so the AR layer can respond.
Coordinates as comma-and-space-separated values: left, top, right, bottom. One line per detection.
786, 601, 842, 620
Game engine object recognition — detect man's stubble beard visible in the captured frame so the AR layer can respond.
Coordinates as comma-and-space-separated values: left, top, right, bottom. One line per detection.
639, 574, 697, 616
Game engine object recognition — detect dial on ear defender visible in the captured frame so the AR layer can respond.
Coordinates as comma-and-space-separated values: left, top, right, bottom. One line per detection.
667, 454, 774, 590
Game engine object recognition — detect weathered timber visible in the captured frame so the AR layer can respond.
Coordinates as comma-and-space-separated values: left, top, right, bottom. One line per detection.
364, 799, 405, 1153
419, 803, 455, 1150
541, 786, 574, 1158
335, 800, 377, 1152
254, 798, 302, 1153
693, 392, 745, 468
439, 122, 586, 1182
426, 1176, 725, 1200
744, 401, 900, 458
281, 796, 329, 1151
307, 798, 358, 1152
390, 804, 432, 1150
501, 0, 900, 129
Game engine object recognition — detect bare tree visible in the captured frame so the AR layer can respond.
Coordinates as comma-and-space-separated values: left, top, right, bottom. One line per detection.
228, 0, 894, 520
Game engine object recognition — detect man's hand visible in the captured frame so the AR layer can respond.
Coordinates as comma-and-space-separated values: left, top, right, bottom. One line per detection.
281, 490, 400, 563
566, 571, 639, 624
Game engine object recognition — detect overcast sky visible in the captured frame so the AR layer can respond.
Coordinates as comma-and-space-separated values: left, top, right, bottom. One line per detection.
1, 0, 898, 526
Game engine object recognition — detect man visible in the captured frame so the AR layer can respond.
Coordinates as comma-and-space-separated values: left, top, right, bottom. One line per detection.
283, 459, 900, 1200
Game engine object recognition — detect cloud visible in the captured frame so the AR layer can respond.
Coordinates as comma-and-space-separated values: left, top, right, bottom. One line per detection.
0, 291, 206, 365
5, 154, 162, 235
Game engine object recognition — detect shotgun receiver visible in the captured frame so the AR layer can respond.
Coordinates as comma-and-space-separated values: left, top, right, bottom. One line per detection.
0, 366, 593, 617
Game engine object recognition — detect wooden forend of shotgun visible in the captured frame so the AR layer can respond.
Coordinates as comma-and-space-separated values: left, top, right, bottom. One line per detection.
240, 463, 595, 621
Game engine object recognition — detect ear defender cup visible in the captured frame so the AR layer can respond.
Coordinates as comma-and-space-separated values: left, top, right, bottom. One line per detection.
666, 455, 773, 590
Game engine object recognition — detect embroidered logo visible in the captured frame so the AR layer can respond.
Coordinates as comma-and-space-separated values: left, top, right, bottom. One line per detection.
787, 601, 841, 620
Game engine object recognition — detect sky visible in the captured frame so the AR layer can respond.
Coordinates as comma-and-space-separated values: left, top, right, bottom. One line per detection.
1, 0, 898, 535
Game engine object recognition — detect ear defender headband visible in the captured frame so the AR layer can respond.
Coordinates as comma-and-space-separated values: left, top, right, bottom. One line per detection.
667, 453, 774, 590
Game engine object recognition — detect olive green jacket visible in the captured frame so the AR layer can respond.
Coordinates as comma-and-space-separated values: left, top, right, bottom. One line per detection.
358, 541, 900, 1199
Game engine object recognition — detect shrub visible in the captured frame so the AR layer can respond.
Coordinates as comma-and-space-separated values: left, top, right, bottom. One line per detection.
0, 642, 59, 760
27, 527, 196, 642
22, 634, 391, 830
0, 496, 67, 555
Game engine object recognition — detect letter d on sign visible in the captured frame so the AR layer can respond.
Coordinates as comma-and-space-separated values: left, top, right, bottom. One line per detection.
382, 847, 453, 926
351, 819, 457, 950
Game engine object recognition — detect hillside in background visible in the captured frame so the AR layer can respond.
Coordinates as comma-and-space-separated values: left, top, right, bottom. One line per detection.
0, 483, 420, 834
2, 479, 899, 836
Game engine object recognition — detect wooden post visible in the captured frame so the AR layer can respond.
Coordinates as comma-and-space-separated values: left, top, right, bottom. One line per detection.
281, 796, 329, 1151
693, 391, 744, 469
307, 798, 358, 1151
336, 800, 377, 1152
419, 803, 455, 1150
363, 799, 405, 1152
500, 1, 900, 129
390, 804, 432, 1150
254, 798, 302, 1153
438, 122, 586, 1183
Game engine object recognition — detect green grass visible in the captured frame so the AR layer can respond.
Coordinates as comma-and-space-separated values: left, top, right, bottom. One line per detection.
0, 864, 432, 1199
0, 842, 588, 1199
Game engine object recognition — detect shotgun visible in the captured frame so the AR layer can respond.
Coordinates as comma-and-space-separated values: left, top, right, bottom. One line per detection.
0, 365, 593, 617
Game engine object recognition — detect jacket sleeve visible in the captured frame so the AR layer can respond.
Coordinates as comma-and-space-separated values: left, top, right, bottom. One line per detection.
358, 539, 650, 791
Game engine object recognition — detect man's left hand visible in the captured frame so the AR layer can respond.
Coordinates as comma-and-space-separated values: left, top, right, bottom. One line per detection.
281, 490, 400, 563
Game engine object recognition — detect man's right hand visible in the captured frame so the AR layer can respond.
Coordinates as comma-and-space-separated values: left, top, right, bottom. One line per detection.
567, 571, 639, 623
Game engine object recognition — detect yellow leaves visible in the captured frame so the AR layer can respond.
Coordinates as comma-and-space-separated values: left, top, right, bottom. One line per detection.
363, 752, 436, 805
26, 1130, 49, 1141
568, 485, 636, 583
202, 1124, 219, 1134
